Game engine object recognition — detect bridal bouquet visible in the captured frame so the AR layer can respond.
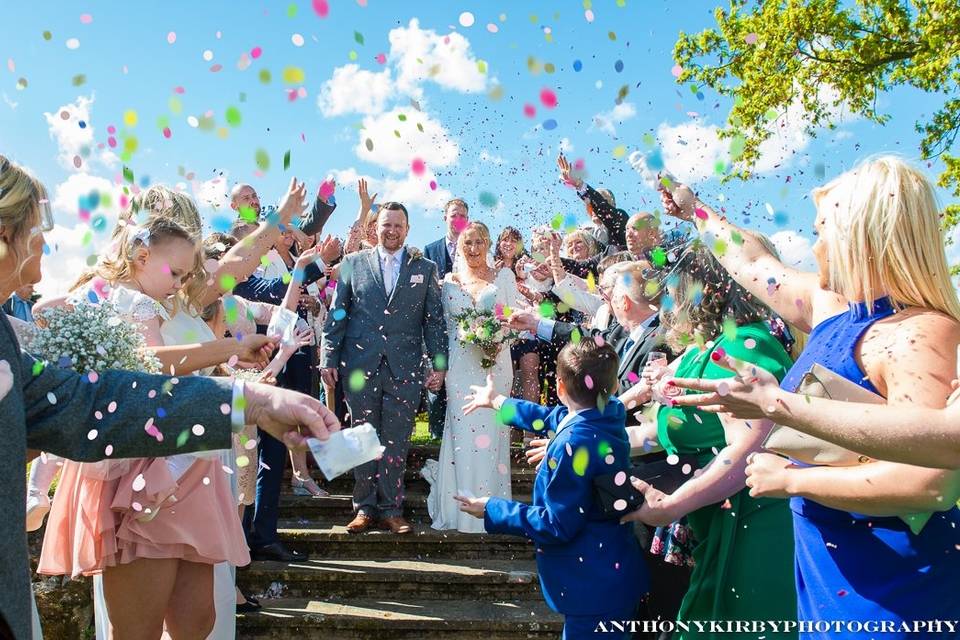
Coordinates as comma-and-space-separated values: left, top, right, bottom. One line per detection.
29, 301, 162, 375
453, 308, 519, 369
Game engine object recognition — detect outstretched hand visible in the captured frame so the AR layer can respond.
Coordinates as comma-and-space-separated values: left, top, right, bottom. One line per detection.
658, 183, 697, 222
668, 352, 782, 420
454, 494, 489, 519
462, 373, 496, 415
358, 178, 378, 215
278, 177, 310, 226
242, 382, 341, 450
557, 153, 582, 189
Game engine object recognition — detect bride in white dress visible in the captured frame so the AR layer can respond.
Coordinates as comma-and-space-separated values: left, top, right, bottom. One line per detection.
423, 222, 522, 533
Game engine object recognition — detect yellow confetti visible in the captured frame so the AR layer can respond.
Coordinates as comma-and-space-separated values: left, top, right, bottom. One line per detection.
282, 66, 305, 84
123, 109, 138, 127
612, 144, 627, 158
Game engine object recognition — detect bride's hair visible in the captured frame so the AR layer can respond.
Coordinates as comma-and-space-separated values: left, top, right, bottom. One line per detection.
453, 222, 495, 274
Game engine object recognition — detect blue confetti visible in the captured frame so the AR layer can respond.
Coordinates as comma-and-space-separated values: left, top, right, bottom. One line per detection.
645, 149, 664, 171
332, 308, 347, 321
773, 211, 789, 226
78, 120, 87, 129
573, 59, 582, 72
543, 118, 558, 130
614, 60, 624, 72
42, 243, 50, 255
87, 290, 99, 303
211, 215, 232, 232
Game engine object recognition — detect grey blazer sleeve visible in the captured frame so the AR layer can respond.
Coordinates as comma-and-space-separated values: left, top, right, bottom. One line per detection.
320, 255, 354, 369
22, 350, 234, 461
299, 194, 336, 236
422, 261, 448, 369
550, 320, 589, 346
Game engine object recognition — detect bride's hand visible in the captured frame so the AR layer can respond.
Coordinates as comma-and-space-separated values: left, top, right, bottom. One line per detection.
462, 373, 496, 415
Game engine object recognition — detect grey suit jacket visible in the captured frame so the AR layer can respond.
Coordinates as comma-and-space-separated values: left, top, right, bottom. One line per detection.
320, 247, 447, 381
0, 314, 235, 639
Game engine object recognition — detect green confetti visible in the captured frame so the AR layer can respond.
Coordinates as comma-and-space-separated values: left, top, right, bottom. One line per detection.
286, 3, 298, 17
538, 300, 556, 319
42, 31, 53, 41
122, 166, 134, 183
597, 440, 613, 457
551, 214, 563, 230
32, 360, 45, 376
433, 353, 447, 371
714, 238, 727, 257
572, 447, 590, 476
570, 328, 582, 344
281, 272, 292, 284
729, 134, 746, 160
258, 69, 272, 84
650, 246, 667, 267
416, 122, 424, 132
497, 401, 517, 425
219, 274, 237, 291
354, 31, 364, 45
532, 418, 545, 432
176, 429, 190, 448
255, 148, 270, 171
547, 457, 558, 470
730, 230, 744, 245
239, 205, 257, 223
478, 191, 498, 208
72, 74, 86, 86
348, 369, 366, 392
722, 317, 738, 341
283, 150, 291, 170
398, 113, 407, 122
225, 106, 242, 126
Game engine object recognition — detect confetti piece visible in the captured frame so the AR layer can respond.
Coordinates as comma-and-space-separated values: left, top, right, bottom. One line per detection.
572, 447, 590, 476
283, 150, 291, 170
671, 64, 683, 78
539, 87, 558, 108
312, 0, 329, 17
487, 23, 499, 33
478, 191, 498, 208
475, 434, 491, 449
459, 11, 475, 27
192, 424, 205, 436
614, 60, 624, 72
292, 33, 305, 47
584, 374, 594, 389
411, 158, 426, 176
348, 369, 366, 392
543, 119, 558, 130
255, 148, 270, 171
282, 66, 305, 84
66, 38, 80, 50
612, 145, 627, 159
523, 103, 536, 118
354, 31, 364, 45
375, 53, 386, 64
573, 59, 582, 72
745, 32, 758, 45
166, 31, 176, 45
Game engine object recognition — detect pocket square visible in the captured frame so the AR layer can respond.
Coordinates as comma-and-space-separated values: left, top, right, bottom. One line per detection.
410, 274, 424, 284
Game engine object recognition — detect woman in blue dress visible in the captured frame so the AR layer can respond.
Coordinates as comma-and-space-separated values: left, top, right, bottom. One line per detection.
656, 156, 960, 637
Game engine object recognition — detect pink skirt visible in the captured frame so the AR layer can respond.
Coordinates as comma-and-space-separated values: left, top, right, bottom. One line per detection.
39, 456, 250, 577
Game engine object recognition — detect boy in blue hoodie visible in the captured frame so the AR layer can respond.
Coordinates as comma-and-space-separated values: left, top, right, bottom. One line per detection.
456, 339, 648, 639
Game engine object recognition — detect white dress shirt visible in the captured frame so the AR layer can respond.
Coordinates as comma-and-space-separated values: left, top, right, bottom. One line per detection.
377, 245, 405, 296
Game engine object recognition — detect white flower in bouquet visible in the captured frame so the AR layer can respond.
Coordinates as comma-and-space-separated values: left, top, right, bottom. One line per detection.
29, 302, 162, 375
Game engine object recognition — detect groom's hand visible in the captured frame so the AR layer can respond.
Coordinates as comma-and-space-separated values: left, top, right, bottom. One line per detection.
243, 382, 341, 449
425, 369, 445, 392
505, 307, 539, 333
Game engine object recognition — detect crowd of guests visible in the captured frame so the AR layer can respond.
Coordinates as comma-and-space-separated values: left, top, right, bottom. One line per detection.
3, 148, 959, 639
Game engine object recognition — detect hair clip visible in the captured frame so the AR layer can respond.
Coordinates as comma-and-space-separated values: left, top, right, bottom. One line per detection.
129, 225, 151, 247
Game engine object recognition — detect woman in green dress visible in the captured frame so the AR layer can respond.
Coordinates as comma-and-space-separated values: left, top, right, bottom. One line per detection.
621, 245, 797, 638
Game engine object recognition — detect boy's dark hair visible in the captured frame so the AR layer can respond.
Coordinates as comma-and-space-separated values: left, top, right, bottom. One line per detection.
556, 339, 619, 407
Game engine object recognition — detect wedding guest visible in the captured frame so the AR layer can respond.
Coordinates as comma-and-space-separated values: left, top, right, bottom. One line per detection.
343, 178, 379, 255
3, 283, 35, 322
0, 156, 340, 640
495, 227, 539, 403
659, 156, 960, 635
618, 245, 798, 634
556, 153, 628, 249
562, 229, 600, 262
423, 198, 470, 439
458, 339, 647, 640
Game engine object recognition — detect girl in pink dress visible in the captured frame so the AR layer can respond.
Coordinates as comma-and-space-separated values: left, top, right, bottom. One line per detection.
36, 188, 282, 639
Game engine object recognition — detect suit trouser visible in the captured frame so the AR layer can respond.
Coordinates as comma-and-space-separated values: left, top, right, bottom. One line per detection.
345, 358, 419, 518
562, 604, 636, 640
245, 348, 313, 548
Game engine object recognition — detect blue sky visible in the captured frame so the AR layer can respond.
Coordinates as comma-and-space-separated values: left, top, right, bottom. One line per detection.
1, 1, 954, 296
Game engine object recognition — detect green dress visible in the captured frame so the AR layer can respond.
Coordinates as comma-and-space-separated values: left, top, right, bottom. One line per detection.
657, 322, 797, 638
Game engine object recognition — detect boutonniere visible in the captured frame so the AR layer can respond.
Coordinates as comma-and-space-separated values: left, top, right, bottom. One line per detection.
406, 246, 423, 263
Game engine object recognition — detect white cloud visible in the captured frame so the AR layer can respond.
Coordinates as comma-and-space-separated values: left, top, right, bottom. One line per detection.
559, 138, 574, 153
191, 173, 230, 212
50, 172, 124, 227
43, 95, 117, 172
590, 102, 636, 136
389, 19, 489, 98
354, 107, 459, 173
656, 118, 729, 183
317, 64, 394, 117
770, 230, 817, 272
330, 167, 453, 217
478, 149, 505, 165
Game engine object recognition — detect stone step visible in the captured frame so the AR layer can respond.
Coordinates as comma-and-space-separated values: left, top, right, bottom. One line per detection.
238, 558, 543, 601
276, 519, 535, 560
316, 467, 537, 496
278, 491, 533, 520
235, 597, 564, 639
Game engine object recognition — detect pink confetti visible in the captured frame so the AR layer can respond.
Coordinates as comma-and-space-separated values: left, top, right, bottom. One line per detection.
87, 371, 99, 383
584, 374, 594, 389
6, 59, 13, 73
744, 338, 757, 349
837, 589, 848, 597
523, 103, 536, 118
319, 179, 336, 200
539, 88, 558, 109
626, 371, 639, 384
104, 445, 113, 456
613, 499, 627, 511
107, 401, 117, 413
312, 0, 330, 17
671, 64, 683, 78
429, 180, 437, 191
131, 474, 146, 492
487, 23, 499, 33
80, 13, 93, 24
162, 127, 172, 139
593, 335, 605, 347
251, 46, 263, 59
209, 63, 222, 73
475, 434, 492, 449
166, 31, 177, 45
220, 403, 231, 415
411, 158, 426, 176
173, 86, 185, 94
375, 53, 387, 64
694, 208, 709, 220
614, 471, 627, 486
745, 33, 758, 45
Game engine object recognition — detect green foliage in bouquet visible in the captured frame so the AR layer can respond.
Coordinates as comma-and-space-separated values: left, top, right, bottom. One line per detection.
453, 308, 520, 369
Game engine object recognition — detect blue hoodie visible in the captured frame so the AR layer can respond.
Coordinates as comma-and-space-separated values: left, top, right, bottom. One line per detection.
484, 396, 648, 616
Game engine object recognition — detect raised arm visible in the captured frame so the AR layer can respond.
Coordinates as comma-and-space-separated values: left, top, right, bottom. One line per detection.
298, 180, 338, 236
660, 184, 841, 332
343, 179, 377, 255
558, 153, 627, 248
197, 178, 310, 308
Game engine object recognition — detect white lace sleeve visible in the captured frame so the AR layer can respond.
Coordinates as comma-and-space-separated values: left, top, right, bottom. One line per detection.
109, 286, 170, 323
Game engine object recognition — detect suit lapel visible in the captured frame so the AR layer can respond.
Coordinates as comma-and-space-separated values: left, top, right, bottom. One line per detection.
366, 249, 388, 303
618, 321, 657, 377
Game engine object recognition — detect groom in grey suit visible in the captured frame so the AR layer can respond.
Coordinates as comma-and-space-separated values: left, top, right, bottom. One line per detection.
321, 201, 447, 535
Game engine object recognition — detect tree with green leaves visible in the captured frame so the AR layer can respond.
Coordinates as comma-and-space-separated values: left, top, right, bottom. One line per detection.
673, 0, 960, 226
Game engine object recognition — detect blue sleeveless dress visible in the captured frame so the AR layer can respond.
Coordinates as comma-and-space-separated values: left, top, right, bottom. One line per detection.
780, 298, 960, 636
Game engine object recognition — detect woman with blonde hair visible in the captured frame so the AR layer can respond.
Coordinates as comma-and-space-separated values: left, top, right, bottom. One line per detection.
659, 156, 960, 634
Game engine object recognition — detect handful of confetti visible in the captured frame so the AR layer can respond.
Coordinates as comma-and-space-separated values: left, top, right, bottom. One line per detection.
628, 150, 679, 193
29, 302, 162, 375
308, 422, 383, 481
453, 308, 520, 369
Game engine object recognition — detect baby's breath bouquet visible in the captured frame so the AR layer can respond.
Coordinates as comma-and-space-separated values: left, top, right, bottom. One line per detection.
453, 307, 519, 369
29, 302, 162, 374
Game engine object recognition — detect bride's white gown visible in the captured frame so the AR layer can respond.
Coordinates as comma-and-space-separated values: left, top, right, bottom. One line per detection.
423, 268, 520, 533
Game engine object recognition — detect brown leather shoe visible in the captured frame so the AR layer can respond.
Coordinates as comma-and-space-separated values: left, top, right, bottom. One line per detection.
379, 515, 413, 534
346, 513, 377, 534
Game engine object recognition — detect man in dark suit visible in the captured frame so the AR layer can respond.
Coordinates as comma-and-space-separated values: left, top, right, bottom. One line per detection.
229, 182, 339, 562
422, 198, 469, 439
2, 284, 35, 323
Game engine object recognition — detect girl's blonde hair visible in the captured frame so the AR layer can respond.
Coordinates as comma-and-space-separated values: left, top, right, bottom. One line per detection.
0, 155, 48, 283
815, 156, 960, 322
72, 185, 204, 309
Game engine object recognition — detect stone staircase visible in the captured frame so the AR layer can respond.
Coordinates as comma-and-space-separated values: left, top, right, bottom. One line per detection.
235, 445, 564, 639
